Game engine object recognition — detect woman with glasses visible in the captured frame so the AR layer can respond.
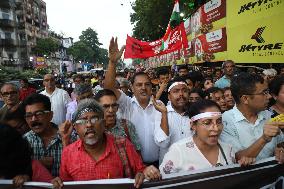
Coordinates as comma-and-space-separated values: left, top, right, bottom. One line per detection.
160, 100, 255, 175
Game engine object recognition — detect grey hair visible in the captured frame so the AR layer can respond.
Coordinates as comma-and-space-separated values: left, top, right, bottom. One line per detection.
1, 82, 19, 91
221, 60, 234, 69
263, 68, 277, 76
72, 98, 104, 123
73, 83, 92, 95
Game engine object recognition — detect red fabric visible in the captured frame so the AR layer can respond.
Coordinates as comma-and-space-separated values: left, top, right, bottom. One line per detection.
60, 134, 146, 181
124, 23, 188, 59
19, 87, 36, 101
32, 160, 53, 182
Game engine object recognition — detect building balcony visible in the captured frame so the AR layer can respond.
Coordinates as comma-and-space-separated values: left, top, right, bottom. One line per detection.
0, 0, 13, 8
0, 19, 15, 28
0, 39, 16, 47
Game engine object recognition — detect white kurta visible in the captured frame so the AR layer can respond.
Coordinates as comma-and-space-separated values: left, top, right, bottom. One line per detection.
156, 104, 193, 163
117, 92, 167, 163
41, 88, 71, 126
160, 136, 235, 176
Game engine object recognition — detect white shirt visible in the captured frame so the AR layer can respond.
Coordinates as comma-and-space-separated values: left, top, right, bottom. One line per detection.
41, 88, 71, 126
160, 136, 235, 176
220, 106, 284, 161
156, 104, 192, 163
117, 92, 167, 163
66, 100, 77, 121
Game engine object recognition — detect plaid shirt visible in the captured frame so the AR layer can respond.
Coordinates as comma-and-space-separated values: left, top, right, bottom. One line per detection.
60, 133, 145, 181
107, 119, 141, 151
24, 124, 62, 177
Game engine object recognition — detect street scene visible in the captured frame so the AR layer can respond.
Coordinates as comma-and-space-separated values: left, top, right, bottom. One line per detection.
0, 0, 284, 188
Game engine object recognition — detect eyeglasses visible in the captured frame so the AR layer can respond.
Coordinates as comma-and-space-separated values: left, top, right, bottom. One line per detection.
75, 117, 100, 126
224, 65, 235, 68
1, 91, 18, 97
198, 118, 223, 130
24, 110, 50, 120
245, 89, 270, 96
102, 103, 119, 111
43, 78, 55, 82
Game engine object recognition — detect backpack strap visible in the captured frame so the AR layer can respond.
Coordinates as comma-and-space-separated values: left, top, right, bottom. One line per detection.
114, 136, 133, 178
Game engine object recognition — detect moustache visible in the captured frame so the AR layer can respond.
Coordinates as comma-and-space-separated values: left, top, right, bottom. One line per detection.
31, 122, 42, 127
177, 97, 187, 102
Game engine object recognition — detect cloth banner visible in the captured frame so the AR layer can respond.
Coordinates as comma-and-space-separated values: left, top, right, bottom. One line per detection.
1, 158, 283, 189
124, 23, 188, 59
186, 0, 227, 64
124, 0, 188, 59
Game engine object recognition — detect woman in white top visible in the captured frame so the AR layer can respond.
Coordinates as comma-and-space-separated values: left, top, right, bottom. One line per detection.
160, 99, 255, 175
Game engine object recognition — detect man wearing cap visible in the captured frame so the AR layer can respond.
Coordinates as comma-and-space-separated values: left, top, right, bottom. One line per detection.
154, 77, 192, 162
104, 37, 168, 168
214, 60, 235, 89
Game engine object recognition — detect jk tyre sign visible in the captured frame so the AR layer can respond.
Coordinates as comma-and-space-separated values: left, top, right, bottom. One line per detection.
227, 0, 284, 63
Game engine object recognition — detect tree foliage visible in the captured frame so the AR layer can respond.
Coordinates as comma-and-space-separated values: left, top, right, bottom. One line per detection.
32, 37, 60, 56
68, 41, 94, 63
68, 28, 108, 65
0, 66, 44, 83
130, 0, 207, 41
97, 48, 109, 66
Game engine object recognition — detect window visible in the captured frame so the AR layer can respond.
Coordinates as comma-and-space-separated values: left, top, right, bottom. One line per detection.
2, 12, 10, 19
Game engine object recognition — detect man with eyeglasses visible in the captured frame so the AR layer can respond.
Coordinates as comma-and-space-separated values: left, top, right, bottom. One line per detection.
0, 83, 21, 121
221, 73, 284, 163
23, 93, 68, 177
52, 98, 160, 189
94, 89, 141, 151
214, 60, 235, 89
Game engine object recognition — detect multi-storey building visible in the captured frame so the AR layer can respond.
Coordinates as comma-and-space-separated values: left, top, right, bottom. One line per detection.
0, 0, 48, 68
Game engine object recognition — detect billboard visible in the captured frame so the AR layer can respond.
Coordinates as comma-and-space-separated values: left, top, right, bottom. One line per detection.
227, 0, 284, 63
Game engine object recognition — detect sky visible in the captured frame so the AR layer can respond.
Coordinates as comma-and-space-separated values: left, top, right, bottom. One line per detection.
44, 0, 134, 50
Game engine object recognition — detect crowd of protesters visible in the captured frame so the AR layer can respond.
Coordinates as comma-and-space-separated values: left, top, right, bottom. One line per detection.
0, 37, 284, 188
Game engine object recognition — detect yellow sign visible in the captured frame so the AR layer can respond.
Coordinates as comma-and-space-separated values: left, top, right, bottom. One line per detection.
227, 0, 284, 63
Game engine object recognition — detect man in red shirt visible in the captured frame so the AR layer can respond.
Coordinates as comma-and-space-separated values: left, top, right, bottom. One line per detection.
19, 79, 36, 101
52, 98, 160, 189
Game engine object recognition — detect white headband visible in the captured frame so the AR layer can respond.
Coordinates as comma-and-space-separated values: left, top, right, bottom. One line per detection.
168, 82, 187, 92
191, 112, 221, 122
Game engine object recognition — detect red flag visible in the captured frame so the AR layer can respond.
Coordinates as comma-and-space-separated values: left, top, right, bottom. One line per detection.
124, 23, 188, 59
